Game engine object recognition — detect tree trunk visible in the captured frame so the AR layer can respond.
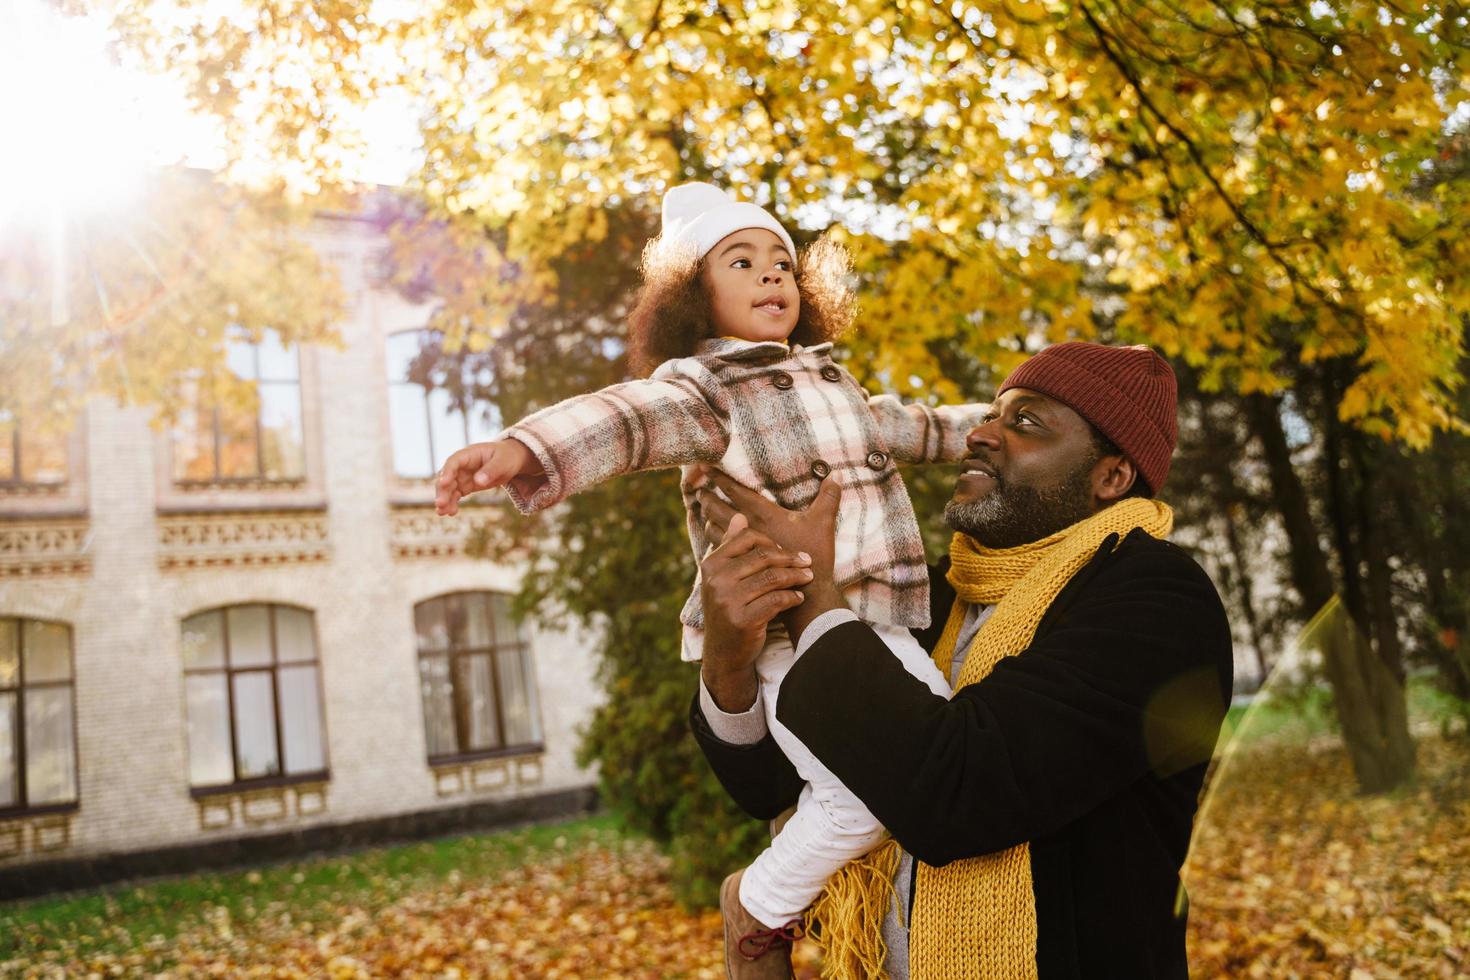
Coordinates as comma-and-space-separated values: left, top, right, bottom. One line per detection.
1432, 445, 1470, 719
1244, 394, 1334, 609
1392, 438, 1470, 731
1318, 368, 1415, 792
1246, 389, 1415, 792
1311, 597, 1415, 792
1349, 434, 1417, 783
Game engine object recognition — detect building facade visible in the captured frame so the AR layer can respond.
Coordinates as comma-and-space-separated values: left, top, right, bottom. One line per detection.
0, 210, 602, 897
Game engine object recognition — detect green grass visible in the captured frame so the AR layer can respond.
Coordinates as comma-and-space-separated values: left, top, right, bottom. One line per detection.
1226, 675, 1468, 744
0, 811, 625, 964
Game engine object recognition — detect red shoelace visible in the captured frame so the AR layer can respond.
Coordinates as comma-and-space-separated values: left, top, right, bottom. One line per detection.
737, 919, 805, 960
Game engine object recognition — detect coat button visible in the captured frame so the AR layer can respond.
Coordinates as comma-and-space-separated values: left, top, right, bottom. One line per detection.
772, 371, 794, 390
810, 459, 831, 479
820, 365, 842, 382
867, 451, 889, 470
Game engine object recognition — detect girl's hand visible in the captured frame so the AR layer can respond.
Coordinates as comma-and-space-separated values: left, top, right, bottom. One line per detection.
435, 438, 539, 516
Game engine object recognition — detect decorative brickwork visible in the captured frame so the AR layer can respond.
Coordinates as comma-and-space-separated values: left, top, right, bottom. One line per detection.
193, 782, 331, 833
157, 511, 330, 569
0, 811, 78, 862
0, 519, 92, 578
0, 483, 69, 499
389, 507, 497, 560
171, 478, 309, 495
431, 752, 543, 799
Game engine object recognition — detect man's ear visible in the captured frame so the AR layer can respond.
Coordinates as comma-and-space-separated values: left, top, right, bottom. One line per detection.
1093, 454, 1138, 504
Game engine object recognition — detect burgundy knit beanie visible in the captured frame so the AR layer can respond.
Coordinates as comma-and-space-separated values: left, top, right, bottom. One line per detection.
997, 341, 1178, 495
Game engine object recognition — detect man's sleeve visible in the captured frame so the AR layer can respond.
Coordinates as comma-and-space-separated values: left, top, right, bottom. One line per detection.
690, 693, 804, 822
697, 677, 768, 745
689, 609, 861, 819
502, 368, 731, 513
774, 539, 1232, 866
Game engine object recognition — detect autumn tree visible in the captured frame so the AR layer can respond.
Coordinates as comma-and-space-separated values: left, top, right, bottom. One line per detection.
112, 0, 1470, 812
0, 169, 345, 440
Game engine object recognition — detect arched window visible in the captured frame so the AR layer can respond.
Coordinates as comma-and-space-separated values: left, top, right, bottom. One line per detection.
180, 604, 327, 790
173, 330, 305, 483
0, 617, 79, 812
386, 329, 499, 480
414, 592, 541, 761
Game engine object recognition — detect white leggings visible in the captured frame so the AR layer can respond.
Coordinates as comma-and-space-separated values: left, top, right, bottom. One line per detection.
737, 622, 951, 929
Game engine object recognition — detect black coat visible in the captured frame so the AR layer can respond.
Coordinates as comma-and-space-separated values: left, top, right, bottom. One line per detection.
691, 528, 1233, 979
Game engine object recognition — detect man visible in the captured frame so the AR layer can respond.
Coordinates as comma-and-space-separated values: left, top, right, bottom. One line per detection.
691, 342, 1233, 979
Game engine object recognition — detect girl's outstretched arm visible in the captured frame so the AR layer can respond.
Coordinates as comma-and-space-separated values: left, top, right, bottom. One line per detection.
867, 394, 991, 465
435, 438, 541, 516
460, 366, 733, 516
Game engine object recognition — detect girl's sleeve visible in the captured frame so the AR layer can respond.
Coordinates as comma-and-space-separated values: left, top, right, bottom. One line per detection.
500, 365, 732, 513
867, 395, 990, 465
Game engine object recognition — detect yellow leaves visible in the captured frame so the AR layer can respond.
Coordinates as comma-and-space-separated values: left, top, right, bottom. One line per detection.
1337, 382, 1373, 423
850, 29, 890, 62
105, 0, 1468, 448
1186, 734, 1470, 978
1050, 70, 1087, 100
1235, 367, 1291, 397
1, 168, 344, 426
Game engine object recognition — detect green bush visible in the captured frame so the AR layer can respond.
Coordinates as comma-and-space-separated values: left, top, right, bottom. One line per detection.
491, 470, 771, 907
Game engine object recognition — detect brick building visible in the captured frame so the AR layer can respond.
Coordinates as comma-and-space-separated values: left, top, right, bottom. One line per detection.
0, 209, 602, 898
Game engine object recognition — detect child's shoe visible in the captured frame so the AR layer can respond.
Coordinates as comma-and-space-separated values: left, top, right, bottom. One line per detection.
720, 868, 801, 979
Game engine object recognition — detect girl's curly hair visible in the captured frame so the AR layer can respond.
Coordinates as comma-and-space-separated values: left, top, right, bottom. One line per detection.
626, 234, 856, 377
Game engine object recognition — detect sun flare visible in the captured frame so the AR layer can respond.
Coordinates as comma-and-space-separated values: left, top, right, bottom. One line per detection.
0, 1, 210, 230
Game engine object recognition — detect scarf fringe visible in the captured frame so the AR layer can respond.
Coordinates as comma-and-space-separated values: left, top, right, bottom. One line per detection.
804, 837, 902, 980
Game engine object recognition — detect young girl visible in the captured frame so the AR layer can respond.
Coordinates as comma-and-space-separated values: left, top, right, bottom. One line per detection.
435, 183, 984, 973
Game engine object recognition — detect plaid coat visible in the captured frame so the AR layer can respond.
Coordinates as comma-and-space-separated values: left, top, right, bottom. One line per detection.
503, 338, 988, 660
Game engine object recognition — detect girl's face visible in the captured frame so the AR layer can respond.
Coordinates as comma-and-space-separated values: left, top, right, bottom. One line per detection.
701, 228, 799, 343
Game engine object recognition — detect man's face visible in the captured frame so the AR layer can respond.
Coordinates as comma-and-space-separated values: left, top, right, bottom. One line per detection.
944, 388, 1115, 548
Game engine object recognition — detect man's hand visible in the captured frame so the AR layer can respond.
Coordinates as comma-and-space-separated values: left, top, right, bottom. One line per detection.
699, 515, 814, 713
435, 438, 540, 516
695, 469, 844, 645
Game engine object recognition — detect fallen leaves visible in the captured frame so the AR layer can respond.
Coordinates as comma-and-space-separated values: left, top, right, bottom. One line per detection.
2, 830, 822, 979
6, 737, 1465, 977
1185, 734, 1470, 978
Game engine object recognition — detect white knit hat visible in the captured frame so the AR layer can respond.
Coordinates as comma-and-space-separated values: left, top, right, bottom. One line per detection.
659, 182, 797, 268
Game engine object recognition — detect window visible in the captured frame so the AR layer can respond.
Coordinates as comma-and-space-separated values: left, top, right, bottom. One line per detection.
0, 617, 79, 812
0, 413, 68, 487
414, 592, 541, 761
173, 331, 305, 483
181, 604, 327, 790
386, 330, 499, 480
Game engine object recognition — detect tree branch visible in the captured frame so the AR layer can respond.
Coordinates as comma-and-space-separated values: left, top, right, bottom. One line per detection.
1077, 0, 1360, 323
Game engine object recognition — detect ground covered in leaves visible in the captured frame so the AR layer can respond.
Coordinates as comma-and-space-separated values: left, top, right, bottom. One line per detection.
1185, 734, 1470, 978
0, 815, 821, 979
3, 736, 1467, 978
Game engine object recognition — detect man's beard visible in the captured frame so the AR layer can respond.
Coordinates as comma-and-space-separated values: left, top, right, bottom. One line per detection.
943, 457, 1097, 549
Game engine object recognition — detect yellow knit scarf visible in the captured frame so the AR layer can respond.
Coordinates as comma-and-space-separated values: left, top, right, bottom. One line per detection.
804, 498, 1174, 980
